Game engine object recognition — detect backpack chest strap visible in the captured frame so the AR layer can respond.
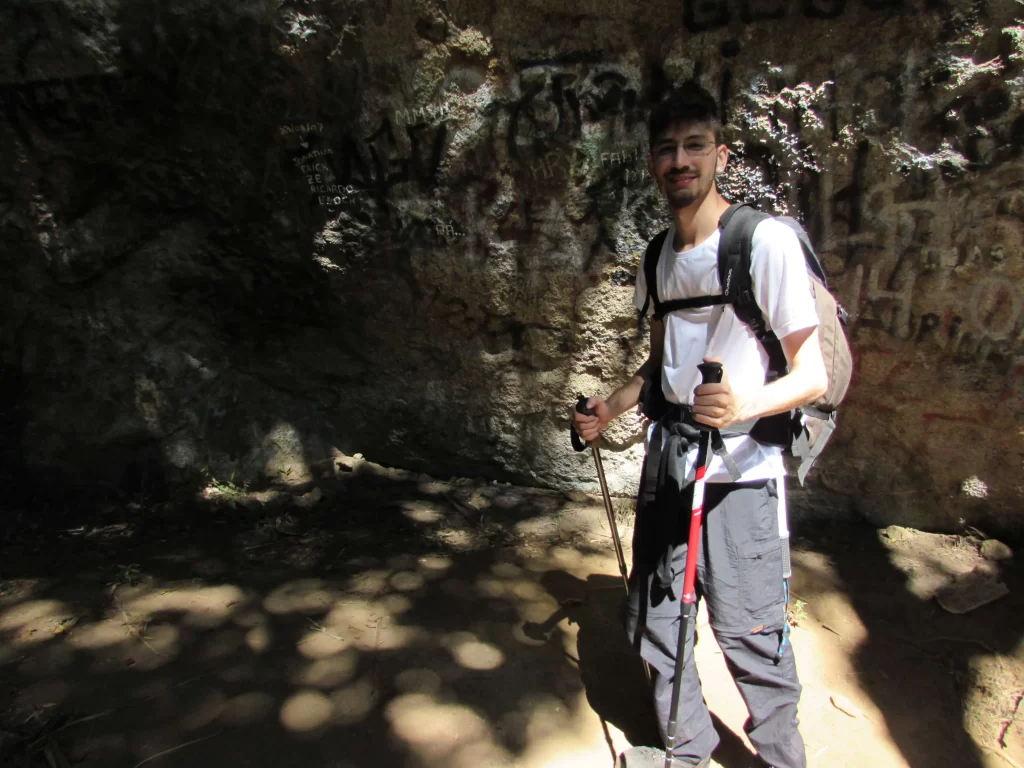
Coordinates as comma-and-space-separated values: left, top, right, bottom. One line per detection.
652, 294, 729, 321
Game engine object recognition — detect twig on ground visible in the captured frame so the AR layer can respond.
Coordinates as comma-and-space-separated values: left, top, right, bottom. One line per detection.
369, 616, 388, 696
51, 676, 209, 736
965, 525, 989, 540
303, 619, 344, 642
156, 579, 203, 595
43, 738, 71, 768
52, 709, 116, 733
110, 584, 166, 658
22, 704, 56, 725
131, 731, 222, 768
119, 608, 166, 658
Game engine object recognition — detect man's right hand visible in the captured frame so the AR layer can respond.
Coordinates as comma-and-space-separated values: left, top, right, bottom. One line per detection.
572, 397, 610, 443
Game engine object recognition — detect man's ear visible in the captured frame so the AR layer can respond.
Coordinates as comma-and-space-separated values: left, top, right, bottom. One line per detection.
716, 144, 729, 174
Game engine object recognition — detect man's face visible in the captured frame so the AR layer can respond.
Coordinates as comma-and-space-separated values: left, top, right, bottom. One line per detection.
647, 122, 728, 210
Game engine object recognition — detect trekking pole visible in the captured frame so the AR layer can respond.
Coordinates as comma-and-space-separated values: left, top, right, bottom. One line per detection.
664, 361, 722, 768
571, 396, 629, 590
571, 395, 652, 684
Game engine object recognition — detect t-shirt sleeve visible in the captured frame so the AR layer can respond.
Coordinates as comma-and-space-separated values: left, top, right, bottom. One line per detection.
749, 219, 819, 339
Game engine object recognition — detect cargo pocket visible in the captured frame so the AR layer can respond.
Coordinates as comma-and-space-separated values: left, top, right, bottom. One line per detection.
739, 481, 785, 621
741, 540, 784, 618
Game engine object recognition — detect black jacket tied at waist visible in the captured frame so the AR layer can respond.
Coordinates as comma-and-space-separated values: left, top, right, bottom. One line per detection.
640, 405, 742, 591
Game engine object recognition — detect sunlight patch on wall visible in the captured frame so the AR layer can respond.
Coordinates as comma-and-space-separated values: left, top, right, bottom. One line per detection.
263, 422, 313, 485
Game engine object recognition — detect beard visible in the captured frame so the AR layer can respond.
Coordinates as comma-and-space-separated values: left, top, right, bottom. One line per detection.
664, 167, 716, 210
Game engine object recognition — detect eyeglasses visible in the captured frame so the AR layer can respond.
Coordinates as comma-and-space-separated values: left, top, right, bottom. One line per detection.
654, 140, 717, 158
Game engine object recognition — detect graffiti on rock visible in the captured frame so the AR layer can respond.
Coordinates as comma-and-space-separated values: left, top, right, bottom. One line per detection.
683, 0, 905, 33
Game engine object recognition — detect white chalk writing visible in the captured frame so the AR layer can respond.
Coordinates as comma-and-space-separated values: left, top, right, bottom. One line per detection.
394, 103, 450, 125
601, 147, 641, 167
280, 123, 324, 136
293, 148, 333, 167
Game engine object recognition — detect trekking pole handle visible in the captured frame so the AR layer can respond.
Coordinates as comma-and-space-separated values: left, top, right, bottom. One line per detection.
697, 361, 723, 385
571, 395, 591, 452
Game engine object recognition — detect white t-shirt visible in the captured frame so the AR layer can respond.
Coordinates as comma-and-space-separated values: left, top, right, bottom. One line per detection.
633, 217, 819, 484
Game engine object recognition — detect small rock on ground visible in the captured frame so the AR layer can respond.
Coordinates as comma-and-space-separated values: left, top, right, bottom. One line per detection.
936, 563, 1009, 614
882, 525, 911, 543
293, 487, 323, 509
981, 539, 1013, 562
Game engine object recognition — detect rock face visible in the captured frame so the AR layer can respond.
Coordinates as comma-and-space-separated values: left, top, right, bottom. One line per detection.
2, 0, 1024, 533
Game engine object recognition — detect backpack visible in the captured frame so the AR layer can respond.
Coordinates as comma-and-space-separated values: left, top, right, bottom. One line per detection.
637, 202, 853, 485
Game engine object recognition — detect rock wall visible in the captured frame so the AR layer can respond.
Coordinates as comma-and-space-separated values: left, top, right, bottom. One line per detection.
3, 0, 1024, 534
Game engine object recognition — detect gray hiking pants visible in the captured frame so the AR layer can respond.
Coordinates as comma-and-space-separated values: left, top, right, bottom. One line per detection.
624, 479, 806, 768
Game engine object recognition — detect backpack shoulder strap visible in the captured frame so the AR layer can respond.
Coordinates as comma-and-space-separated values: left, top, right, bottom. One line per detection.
718, 202, 791, 376
717, 202, 773, 337
638, 228, 670, 319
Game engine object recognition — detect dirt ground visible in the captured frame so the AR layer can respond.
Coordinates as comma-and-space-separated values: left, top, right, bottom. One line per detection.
0, 456, 1021, 768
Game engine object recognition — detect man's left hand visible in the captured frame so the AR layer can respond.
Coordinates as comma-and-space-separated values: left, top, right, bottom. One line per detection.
692, 357, 745, 429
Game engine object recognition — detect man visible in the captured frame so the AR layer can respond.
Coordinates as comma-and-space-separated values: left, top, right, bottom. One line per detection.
573, 84, 827, 768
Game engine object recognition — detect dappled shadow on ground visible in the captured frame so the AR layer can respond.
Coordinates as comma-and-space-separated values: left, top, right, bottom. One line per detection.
0, 465, 658, 768
789, 516, 1023, 768
3, 466, 1021, 768
527, 571, 756, 768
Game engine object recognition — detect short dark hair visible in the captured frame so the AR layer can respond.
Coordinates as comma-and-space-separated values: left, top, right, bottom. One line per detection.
648, 82, 723, 149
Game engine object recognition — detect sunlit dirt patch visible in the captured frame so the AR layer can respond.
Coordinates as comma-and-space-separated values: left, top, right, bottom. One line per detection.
442, 631, 505, 670
390, 570, 426, 592
386, 692, 513, 767
245, 623, 272, 652
263, 580, 333, 614
280, 688, 333, 732
330, 676, 379, 725
0, 600, 70, 643
417, 554, 454, 576
400, 500, 445, 524
294, 649, 360, 688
